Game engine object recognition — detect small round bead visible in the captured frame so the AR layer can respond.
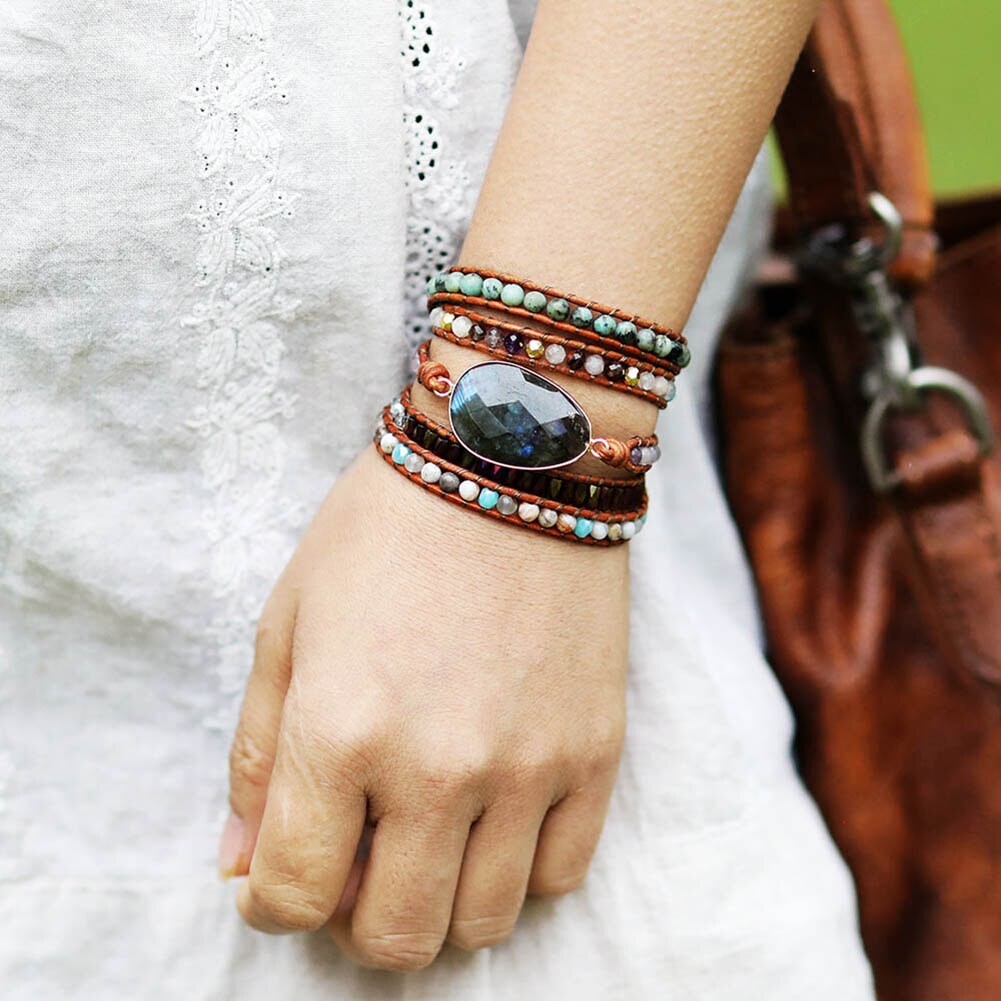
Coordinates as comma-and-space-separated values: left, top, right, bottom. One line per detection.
428, 306, 445, 328
669, 341, 692, 368
478, 488, 499, 510
459, 272, 483, 296
557, 513, 577, 534
485, 327, 503, 349
593, 314, 617, 336
567, 350, 585, 371
459, 479, 480, 502
621, 521, 636, 541
379, 432, 398, 454
518, 502, 540, 523
426, 277, 437, 296
433, 274, 449, 293
616, 321, 637, 345
630, 446, 643, 466
574, 517, 594, 539
652, 375, 672, 398
525, 338, 545, 359
606, 362, 624, 382
639, 447, 654, 466
496, 494, 518, 516
471, 324, 486, 341
523, 290, 547, 313
501, 283, 525, 307
663, 380, 677, 402
451, 315, 473, 338
544, 343, 566, 366
547, 298, 571, 322
439, 471, 460, 493
444, 272, 463, 294
389, 400, 406, 423
624, 366, 640, 387
504, 332, 523, 354
392, 443, 411, 465
590, 520, 609, 541
607, 522, 624, 542
482, 277, 503, 300
570, 306, 593, 329
404, 452, 424, 474
440, 312, 455, 331
653, 334, 673, 358
584, 354, 605, 376
636, 328, 656, 352
538, 508, 559, 529
420, 462, 442, 484
638, 370, 656, 392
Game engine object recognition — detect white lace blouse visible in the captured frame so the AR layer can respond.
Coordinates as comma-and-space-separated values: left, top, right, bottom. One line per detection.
0, 2, 875, 998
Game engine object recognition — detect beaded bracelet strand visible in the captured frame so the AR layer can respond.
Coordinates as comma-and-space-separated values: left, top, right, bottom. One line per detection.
389, 389, 650, 510
427, 267, 691, 368
428, 304, 676, 406
416, 342, 661, 474
375, 409, 648, 545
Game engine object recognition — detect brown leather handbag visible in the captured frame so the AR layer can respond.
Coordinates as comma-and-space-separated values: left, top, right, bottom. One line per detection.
716, 1, 1001, 997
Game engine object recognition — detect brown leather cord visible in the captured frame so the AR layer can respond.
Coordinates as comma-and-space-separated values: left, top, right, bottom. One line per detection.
396, 385, 646, 493
414, 342, 658, 474
428, 303, 674, 407
377, 410, 648, 546
443, 266, 686, 343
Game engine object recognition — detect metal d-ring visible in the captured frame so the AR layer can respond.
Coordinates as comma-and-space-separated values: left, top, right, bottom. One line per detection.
861, 366, 997, 493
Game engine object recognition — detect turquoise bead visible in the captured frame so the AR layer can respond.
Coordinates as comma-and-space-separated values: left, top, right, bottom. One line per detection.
616, 320, 637, 345
434, 274, 449, 292
636, 327, 655, 352
426, 277, 437, 296
653, 334, 672, 358
593, 314, 617, 336
444, 272, 463, 293
478, 488, 499, 510
501, 283, 525, 307
570, 306, 593, 328
391, 443, 412, 465
547, 298, 571, 322
459, 273, 483, 296
482, 277, 503, 300
523, 290, 547, 313
574, 517, 594, 538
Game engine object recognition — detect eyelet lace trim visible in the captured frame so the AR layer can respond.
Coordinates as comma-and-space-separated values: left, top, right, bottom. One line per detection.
182, 0, 303, 728
398, 0, 474, 353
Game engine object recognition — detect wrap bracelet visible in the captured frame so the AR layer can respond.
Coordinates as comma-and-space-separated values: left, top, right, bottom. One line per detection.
427, 267, 691, 369
428, 305, 676, 406
386, 389, 651, 510
375, 409, 648, 545
416, 341, 660, 474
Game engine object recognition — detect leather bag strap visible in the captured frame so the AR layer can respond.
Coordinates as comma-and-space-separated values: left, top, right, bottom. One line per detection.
774, 0, 1001, 687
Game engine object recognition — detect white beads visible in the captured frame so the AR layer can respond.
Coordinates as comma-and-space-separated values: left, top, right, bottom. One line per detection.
451, 315, 473, 338
518, 502, 540, 523
458, 479, 480, 502
621, 521, 636, 540
496, 494, 518, 516
584, 354, 605, 376
557, 513, 577, 534
638, 371, 656, 392
538, 508, 558, 529
404, 452, 424, 475
544, 344, 566, 366
379, 432, 398, 454
652, 375, 675, 400
420, 462, 442, 484
590, 521, 609, 541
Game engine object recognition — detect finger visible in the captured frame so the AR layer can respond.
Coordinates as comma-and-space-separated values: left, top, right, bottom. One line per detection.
220, 588, 297, 878
528, 775, 616, 897
236, 724, 368, 934
330, 810, 471, 971
447, 799, 548, 951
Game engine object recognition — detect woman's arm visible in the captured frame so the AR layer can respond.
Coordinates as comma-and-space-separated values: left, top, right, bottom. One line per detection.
222, 0, 819, 971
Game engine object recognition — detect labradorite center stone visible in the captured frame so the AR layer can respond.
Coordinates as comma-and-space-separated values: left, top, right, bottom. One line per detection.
449, 362, 591, 469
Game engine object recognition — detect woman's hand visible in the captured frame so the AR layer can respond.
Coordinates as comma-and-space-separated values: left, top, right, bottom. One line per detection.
220, 445, 629, 971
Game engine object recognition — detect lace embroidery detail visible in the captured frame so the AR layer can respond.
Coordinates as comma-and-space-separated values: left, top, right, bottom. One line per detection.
182, 0, 302, 728
398, 0, 474, 352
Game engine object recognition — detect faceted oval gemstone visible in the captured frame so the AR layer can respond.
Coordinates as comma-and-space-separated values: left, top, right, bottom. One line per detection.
449, 362, 591, 469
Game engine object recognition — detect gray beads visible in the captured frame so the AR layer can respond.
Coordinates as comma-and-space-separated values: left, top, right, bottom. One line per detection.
496, 494, 518, 516
439, 471, 460, 493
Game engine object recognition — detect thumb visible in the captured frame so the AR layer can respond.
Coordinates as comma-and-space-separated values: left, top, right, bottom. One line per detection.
218, 587, 296, 878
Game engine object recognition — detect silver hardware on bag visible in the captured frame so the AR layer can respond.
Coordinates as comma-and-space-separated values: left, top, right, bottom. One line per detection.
800, 191, 995, 493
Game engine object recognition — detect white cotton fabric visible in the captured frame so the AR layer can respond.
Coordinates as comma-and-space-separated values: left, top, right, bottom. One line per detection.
0, 1, 875, 998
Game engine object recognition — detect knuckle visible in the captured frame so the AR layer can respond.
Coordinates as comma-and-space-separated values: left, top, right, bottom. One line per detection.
353, 929, 443, 971
448, 914, 517, 951
246, 878, 330, 932
229, 726, 274, 792
414, 743, 497, 799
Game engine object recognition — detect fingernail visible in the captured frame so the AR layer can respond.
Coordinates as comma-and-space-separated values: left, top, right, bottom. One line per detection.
218, 810, 245, 880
